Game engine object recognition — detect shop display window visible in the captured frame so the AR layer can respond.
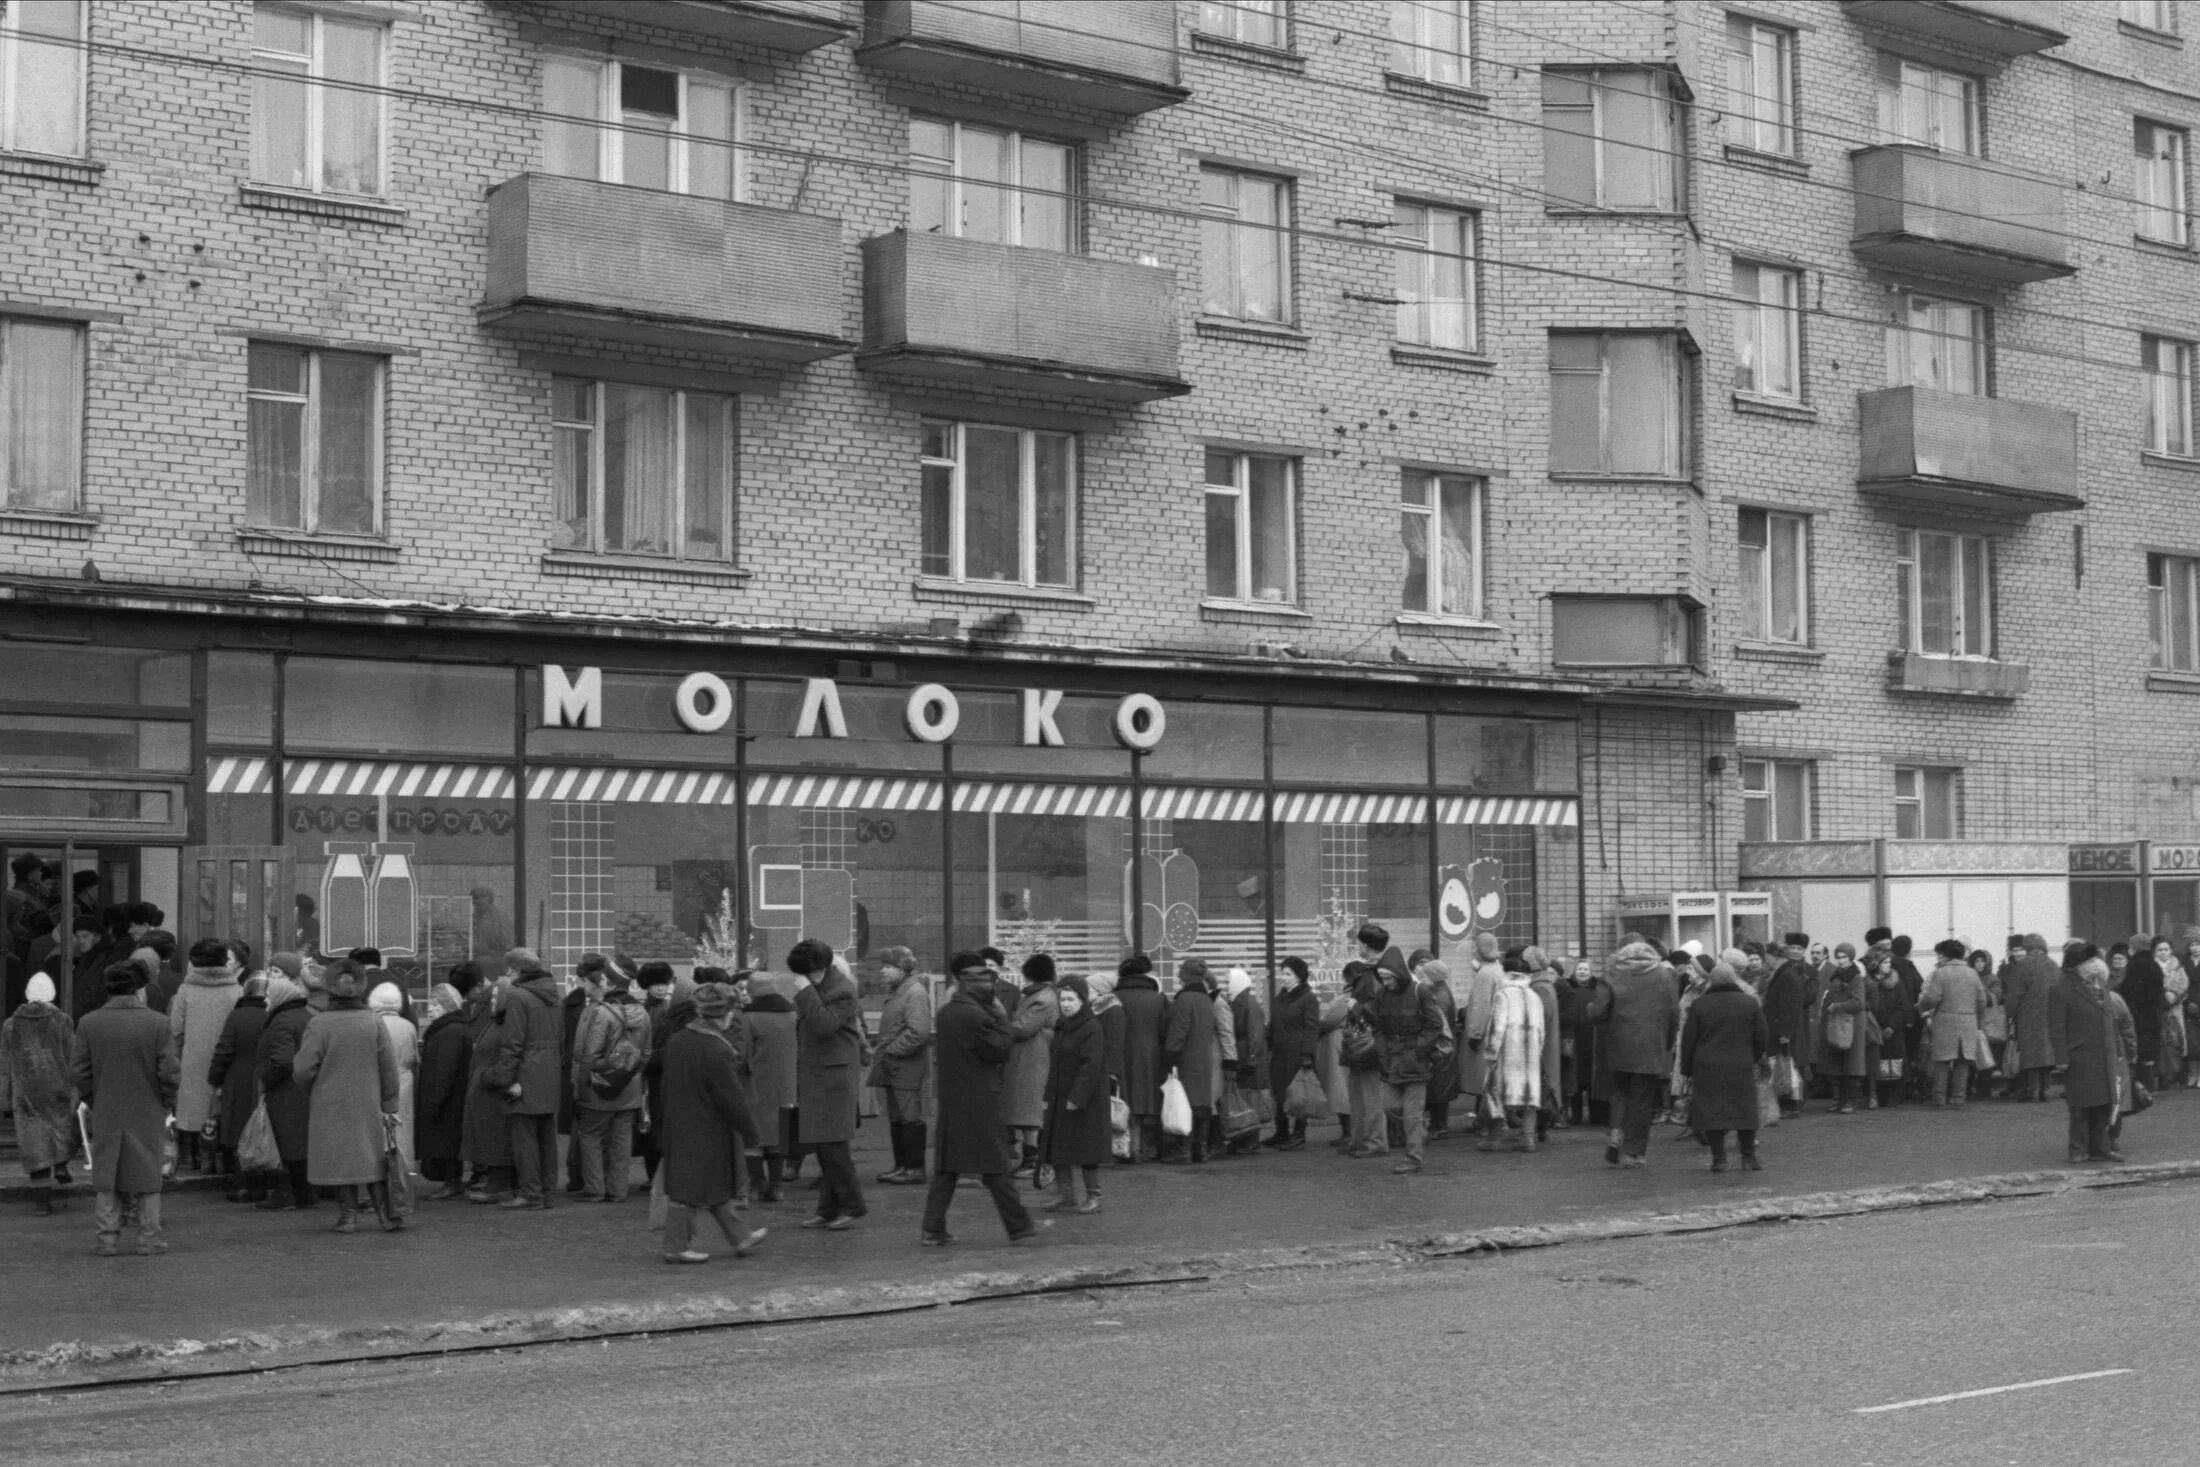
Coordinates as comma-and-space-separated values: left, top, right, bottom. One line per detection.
1137, 700, 1264, 783
1272, 707, 1427, 787
0, 644, 189, 707
208, 653, 275, 743
284, 658, 514, 756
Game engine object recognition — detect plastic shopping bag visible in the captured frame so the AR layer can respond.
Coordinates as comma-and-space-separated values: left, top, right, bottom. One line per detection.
1284, 1067, 1332, 1121
1757, 1074, 1781, 1128
236, 1101, 282, 1173
1160, 1071, 1193, 1137
1108, 1082, 1132, 1159
1221, 1086, 1261, 1140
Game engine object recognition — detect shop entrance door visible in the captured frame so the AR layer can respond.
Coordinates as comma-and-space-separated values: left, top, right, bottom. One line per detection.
183, 846, 295, 969
1, 841, 176, 1017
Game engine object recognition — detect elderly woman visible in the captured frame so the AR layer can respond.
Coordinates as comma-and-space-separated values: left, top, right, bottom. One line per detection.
1680, 962, 1771, 1172
294, 958, 403, 1233
207, 973, 270, 1201
417, 967, 481, 1200
1408, 950, 1461, 1141
2121, 938, 2169, 1091
0, 973, 77, 1215
1264, 957, 1321, 1151
2052, 954, 2135, 1163
1919, 938, 1991, 1109
2156, 938, 2190, 1091
254, 973, 317, 1210
1040, 975, 1111, 1213
369, 982, 419, 1171
1816, 944, 1871, 1114
1004, 954, 1060, 1178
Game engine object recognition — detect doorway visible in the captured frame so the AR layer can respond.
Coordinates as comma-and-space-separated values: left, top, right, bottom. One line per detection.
2, 841, 175, 1018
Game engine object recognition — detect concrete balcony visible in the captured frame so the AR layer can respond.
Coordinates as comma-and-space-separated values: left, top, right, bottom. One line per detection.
859, 1, 1188, 117
503, 0, 852, 52
479, 174, 851, 368
1850, 147, 2073, 285
1857, 386, 2082, 517
859, 231, 1187, 403
1843, 1, 2066, 60
1886, 651, 2030, 698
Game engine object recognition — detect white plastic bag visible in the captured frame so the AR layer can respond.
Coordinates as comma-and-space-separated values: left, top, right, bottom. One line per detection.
1160, 1071, 1193, 1137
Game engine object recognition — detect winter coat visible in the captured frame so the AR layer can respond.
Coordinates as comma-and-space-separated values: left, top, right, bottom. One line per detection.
1486, 975, 1544, 1108
1530, 973, 1563, 1112
933, 990, 1016, 1176
572, 991, 651, 1112
1116, 974, 1167, 1116
1040, 1008, 1112, 1168
556, 985, 587, 1133
1315, 992, 1352, 1113
743, 995, 798, 1116
2051, 974, 2134, 1110
1266, 980, 1322, 1092
1564, 976, 1611, 1098
168, 965, 241, 1133
255, 995, 315, 1163
1920, 961, 1992, 1064
1456, 961, 1501, 1097
1604, 946, 1681, 1077
294, 1005, 399, 1186
1228, 987, 1267, 1086
1356, 979, 1452, 1087
461, 997, 512, 1169
659, 1021, 761, 1209
1097, 1002, 1126, 1090
1161, 979, 1220, 1107
1813, 965, 1872, 1078
487, 975, 563, 1116
1210, 993, 1237, 1101
379, 1012, 418, 1165
1868, 980, 1914, 1066
1002, 983, 1059, 1130
415, 1005, 472, 1167
1422, 979, 1461, 1102
0, 1001, 77, 1173
207, 995, 267, 1148
2121, 954, 2168, 1064
868, 973, 933, 1096
71, 994, 178, 1193
1761, 958, 1814, 1058
793, 970, 864, 1145
1680, 984, 1770, 1132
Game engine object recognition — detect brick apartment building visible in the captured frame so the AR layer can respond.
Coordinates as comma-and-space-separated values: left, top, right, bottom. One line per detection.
0, 0, 2193, 1007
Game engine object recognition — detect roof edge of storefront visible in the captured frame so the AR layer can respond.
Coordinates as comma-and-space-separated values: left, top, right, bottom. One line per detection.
1585, 688, 1802, 715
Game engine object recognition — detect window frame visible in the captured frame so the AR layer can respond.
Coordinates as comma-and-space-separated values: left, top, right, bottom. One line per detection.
245, 342, 386, 538
1896, 527, 1994, 660
909, 114, 1079, 252
1203, 449, 1298, 606
1732, 259, 1803, 401
250, 4, 388, 197
1741, 757, 1813, 842
2122, 0, 2177, 35
918, 419, 1077, 590
1198, 165, 1294, 325
1398, 469, 1485, 620
2150, 552, 2200, 672
1738, 506, 1809, 645
1893, 764, 1963, 841
0, 0, 86, 158
1196, 0, 1287, 49
1550, 595, 1702, 668
1392, 199, 1478, 352
1875, 54, 1978, 156
2136, 119, 2189, 247
540, 52, 747, 201
550, 376, 738, 564
1541, 67, 1687, 213
1724, 13, 1795, 157
1389, 0, 1470, 88
2144, 334, 2194, 456
0, 314, 85, 513
1885, 291, 1988, 395
1548, 330, 1689, 478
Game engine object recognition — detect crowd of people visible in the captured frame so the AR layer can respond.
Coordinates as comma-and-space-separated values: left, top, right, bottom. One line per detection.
0, 914, 2186, 1260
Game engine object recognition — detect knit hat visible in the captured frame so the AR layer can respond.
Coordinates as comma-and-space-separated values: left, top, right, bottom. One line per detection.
368, 982, 403, 1013
1057, 974, 1092, 1008
269, 951, 304, 979
692, 982, 735, 1019
1022, 952, 1057, 985
24, 974, 54, 1004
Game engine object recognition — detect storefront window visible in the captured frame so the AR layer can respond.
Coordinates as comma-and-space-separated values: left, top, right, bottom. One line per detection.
1138, 795, 1272, 980
1138, 700, 1264, 783
952, 800, 1131, 978
749, 798, 944, 972
284, 658, 515, 756
1433, 715, 1577, 791
525, 794, 739, 982
0, 714, 190, 772
1434, 816, 1579, 965
1272, 707, 1427, 787
0, 645, 190, 707
1270, 795, 1430, 981
208, 653, 275, 743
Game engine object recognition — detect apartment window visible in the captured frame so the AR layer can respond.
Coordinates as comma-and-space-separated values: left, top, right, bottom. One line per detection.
2136, 120, 2188, 246
1199, 167, 1291, 323
1732, 261, 1801, 400
1739, 508, 1808, 644
1742, 758, 1812, 842
2122, 1, 2176, 33
1392, 201, 1476, 352
0, 317, 81, 511
2150, 553, 2200, 671
911, 117, 1074, 252
1875, 55, 1977, 155
2145, 335, 2193, 455
0, 0, 82, 156
1885, 293, 1987, 395
1893, 765, 1962, 840
1542, 69, 1685, 212
1551, 596, 1699, 666
1204, 449, 1296, 604
1390, 1, 1469, 87
1400, 470, 1482, 619
1897, 528, 1992, 658
1724, 14, 1794, 156
246, 343, 382, 537
1197, 0, 1286, 48
919, 420, 1073, 588
551, 378, 735, 563
252, 5, 384, 195
542, 55, 743, 199
1549, 332, 1686, 476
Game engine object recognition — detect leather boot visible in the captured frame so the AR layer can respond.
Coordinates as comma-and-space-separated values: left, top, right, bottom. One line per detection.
333, 1190, 359, 1233
370, 1180, 402, 1232
1042, 1171, 1079, 1212
32, 1186, 53, 1217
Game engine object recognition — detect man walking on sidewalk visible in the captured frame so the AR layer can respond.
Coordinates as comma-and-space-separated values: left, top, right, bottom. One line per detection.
658, 981, 766, 1264
491, 954, 564, 1210
789, 938, 867, 1230
921, 952, 1045, 1246
71, 961, 179, 1256
1603, 942, 1679, 1169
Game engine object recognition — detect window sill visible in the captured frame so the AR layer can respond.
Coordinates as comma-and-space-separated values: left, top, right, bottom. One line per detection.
1381, 71, 1489, 111
540, 550, 748, 586
1395, 613, 1500, 637
1547, 472, 1695, 487
1542, 207, 1691, 221
238, 184, 408, 227
1201, 598, 1311, 624
0, 510, 97, 541
913, 577, 1095, 611
1195, 317, 1309, 349
1721, 143, 1808, 177
2141, 450, 2200, 473
2146, 670, 2200, 693
1732, 641, 1825, 665
2120, 18, 2184, 46
0, 152, 103, 186
1188, 32, 1306, 73
1731, 392, 1818, 422
236, 528, 400, 563
1391, 344, 1494, 375
2135, 234, 2195, 260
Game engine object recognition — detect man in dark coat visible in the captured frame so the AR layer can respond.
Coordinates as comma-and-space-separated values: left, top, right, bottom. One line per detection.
488, 955, 565, 1209
921, 953, 1043, 1245
558, 955, 597, 1196
1760, 937, 1812, 1118
461, 975, 515, 1203
253, 975, 317, 1209
207, 974, 269, 1201
2120, 938, 2167, 1090
1114, 955, 1166, 1162
1264, 956, 1322, 1150
416, 963, 482, 1199
1679, 964, 1771, 1171
71, 962, 179, 1256
1161, 957, 1221, 1163
1890, 934, 1928, 1099
2051, 955, 2130, 1163
2002, 934, 2061, 1101
1603, 941, 1680, 1167
789, 937, 866, 1229
1353, 949, 1451, 1174
658, 982, 766, 1264
1039, 975, 1111, 1212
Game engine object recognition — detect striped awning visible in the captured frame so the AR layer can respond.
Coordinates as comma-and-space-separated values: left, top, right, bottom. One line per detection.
207, 756, 517, 800
1271, 791, 1429, 825
1139, 786, 1265, 822
746, 774, 943, 811
529, 767, 741, 805
1437, 795, 1579, 827
955, 783, 1131, 818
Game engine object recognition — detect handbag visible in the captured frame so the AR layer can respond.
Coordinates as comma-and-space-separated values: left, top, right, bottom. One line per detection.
1284, 1067, 1332, 1120
1159, 1072, 1193, 1137
381, 1115, 415, 1217
236, 1100, 282, 1173
1108, 1081, 1132, 1160
1878, 1056, 1904, 1081
1825, 1011, 1856, 1052
1220, 1085, 1261, 1140
1757, 1072, 1781, 1128
1341, 1020, 1379, 1071
1247, 1085, 1275, 1125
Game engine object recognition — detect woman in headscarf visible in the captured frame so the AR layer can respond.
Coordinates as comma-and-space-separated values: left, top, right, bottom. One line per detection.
1665, 955, 1714, 1124
461, 974, 515, 1203
1408, 950, 1461, 1141
1039, 975, 1111, 1213
1815, 943, 1871, 1114
741, 971, 799, 1201
416, 965, 482, 1200
1003, 954, 1060, 1178
1866, 947, 1914, 1110
293, 958, 403, 1232
254, 973, 317, 1209
1559, 958, 1610, 1127
1524, 948, 1565, 1139
207, 972, 269, 1201
1085, 971, 1127, 1164
1481, 954, 1546, 1152
369, 982, 419, 1172
1220, 968, 1265, 1156
1263, 956, 1321, 1151
2153, 937, 2188, 1092
0, 972, 77, 1215
2119, 938, 2167, 1091
1314, 970, 1355, 1150
1679, 962, 1771, 1172
2051, 954, 2134, 1163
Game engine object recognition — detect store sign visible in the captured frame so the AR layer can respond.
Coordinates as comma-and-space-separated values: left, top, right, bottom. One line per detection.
541, 666, 1168, 751
2070, 843, 2140, 875
289, 804, 513, 837
2152, 844, 2200, 874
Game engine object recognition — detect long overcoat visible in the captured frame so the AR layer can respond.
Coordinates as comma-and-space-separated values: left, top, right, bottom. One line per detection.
1266, 980, 1322, 1092
2050, 974, 2134, 1110
1421, 979, 1461, 1102
1604, 948, 1680, 1077
1161, 979, 1220, 1105
207, 994, 267, 1148
71, 994, 177, 1193
1096, 1001, 1126, 1090
1115, 974, 1166, 1117
168, 966, 240, 1133
294, 1005, 399, 1186
1040, 1009, 1112, 1167
461, 996, 512, 1169
933, 990, 1016, 1175
0, 1001, 76, 1173
2121, 953, 2168, 1065
1531, 973, 1563, 1112
1761, 958, 1814, 1057
255, 995, 314, 1163
743, 995, 798, 1117
2002, 952, 2061, 1071
659, 1022, 761, 1209
415, 1004, 472, 1168
488, 975, 564, 1116
1002, 983, 1059, 1130
1680, 985, 1770, 1132
793, 970, 864, 1145
869, 973, 933, 1098
1920, 960, 1992, 1064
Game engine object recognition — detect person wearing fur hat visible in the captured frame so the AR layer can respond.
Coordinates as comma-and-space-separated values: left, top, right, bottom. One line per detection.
1039, 975, 1111, 1212
922, 953, 1047, 1245
207, 973, 270, 1201
168, 937, 240, 1175
1679, 962, 1770, 1171
658, 981, 767, 1264
1161, 957, 1221, 1163
788, 938, 866, 1230
1919, 938, 1991, 1108
1602, 941, 1679, 1167
867, 946, 932, 1185
1113, 955, 1166, 1162
294, 957, 403, 1233
1, 972, 78, 1215
1264, 956, 1322, 1150
1217, 968, 1265, 1157
72, 961, 179, 1254
1002, 952, 1059, 1177
1351, 945, 1452, 1174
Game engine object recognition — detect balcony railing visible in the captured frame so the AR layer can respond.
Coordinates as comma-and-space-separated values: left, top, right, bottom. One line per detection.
860, 231, 1186, 403
1850, 146, 2073, 285
1842, 1, 2066, 59
501, 1, 852, 52
1856, 386, 2081, 517
859, 1, 1188, 116
1886, 652, 2030, 698
480, 174, 851, 366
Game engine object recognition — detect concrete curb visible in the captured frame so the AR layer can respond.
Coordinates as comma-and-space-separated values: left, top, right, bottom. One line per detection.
4, 1160, 2195, 1392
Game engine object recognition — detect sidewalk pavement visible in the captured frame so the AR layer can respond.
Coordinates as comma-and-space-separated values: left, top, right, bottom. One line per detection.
2, 1092, 2194, 1386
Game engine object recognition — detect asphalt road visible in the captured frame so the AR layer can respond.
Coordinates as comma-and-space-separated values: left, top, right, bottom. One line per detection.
3, 1179, 2188, 1466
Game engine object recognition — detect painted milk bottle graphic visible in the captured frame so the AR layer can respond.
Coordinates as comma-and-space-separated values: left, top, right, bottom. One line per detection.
321, 842, 373, 954
369, 842, 418, 957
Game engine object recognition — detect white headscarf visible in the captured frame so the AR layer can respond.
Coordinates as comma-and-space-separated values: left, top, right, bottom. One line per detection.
1224, 968, 1252, 1000
368, 982, 403, 1014
24, 973, 55, 1005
